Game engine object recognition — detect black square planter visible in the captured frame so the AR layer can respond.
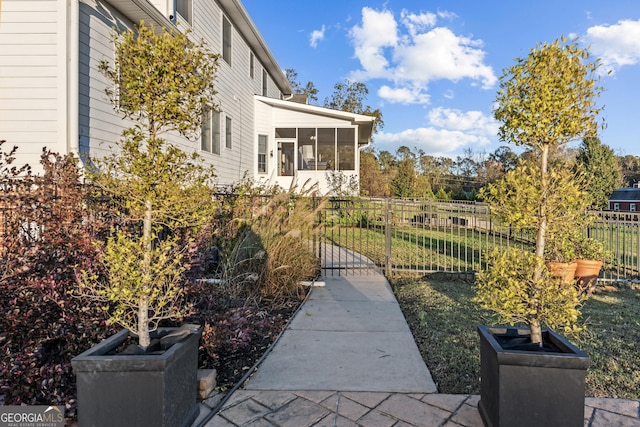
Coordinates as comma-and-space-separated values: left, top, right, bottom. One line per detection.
477, 325, 590, 427
72, 327, 201, 427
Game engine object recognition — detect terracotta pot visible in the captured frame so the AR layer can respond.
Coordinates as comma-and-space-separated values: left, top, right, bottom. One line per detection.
545, 261, 577, 284
575, 259, 603, 295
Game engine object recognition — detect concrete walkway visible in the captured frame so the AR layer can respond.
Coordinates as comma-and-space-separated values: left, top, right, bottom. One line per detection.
191, 270, 640, 427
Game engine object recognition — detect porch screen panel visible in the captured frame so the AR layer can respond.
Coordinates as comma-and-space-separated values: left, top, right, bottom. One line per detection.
275, 128, 296, 138
298, 128, 316, 170
337, 128, 355, 170
317, 128, 335, 170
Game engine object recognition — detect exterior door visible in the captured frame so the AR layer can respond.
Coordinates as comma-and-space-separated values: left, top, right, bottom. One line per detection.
277, 141, 295, 176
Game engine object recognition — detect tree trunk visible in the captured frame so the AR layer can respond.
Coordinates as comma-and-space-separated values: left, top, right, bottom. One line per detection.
529, 317, 543, 348
531, 144, 549, 345
137, 199, 153, 349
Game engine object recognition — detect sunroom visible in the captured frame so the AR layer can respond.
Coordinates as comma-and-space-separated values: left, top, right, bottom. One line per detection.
254, 96, 375, 195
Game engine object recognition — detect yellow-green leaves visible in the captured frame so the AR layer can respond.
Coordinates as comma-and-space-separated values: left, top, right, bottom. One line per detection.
475, 248, 584, 335
81, 231, 189, 335
479, 159, 592, 236
84, 21, 220, 347
494, 37, 603, 149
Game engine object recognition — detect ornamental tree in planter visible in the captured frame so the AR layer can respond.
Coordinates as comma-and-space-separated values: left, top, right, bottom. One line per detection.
72, 21, 219, 427
475, 37, 603, 427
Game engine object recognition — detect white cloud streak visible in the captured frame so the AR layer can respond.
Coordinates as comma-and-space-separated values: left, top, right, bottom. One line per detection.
310, 25, 326, 48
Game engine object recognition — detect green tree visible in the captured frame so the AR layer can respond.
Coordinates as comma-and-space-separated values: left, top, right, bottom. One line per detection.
392, 158, 418, 197
484, 36, 604, 344
574, 137, 622, 208
618, 154, 640, 186
82, 22, 220, 349
434, 187, 450, 200
285, 68, 319, 104
378, 150, 396, 172
488, 145, 519, 173
359, 147, 390, 196
324, 80, 384, 133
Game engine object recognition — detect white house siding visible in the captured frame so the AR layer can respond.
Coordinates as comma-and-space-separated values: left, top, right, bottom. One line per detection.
187, 0, 286, 187
254, 95, 274, 180
0, 0, 67, 170
78, 0, 220, 175
2, 0, 292, 187
79, 0, 135, 163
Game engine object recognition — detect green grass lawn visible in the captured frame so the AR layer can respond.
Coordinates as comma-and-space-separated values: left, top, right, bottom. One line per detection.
392, 276, 640, 398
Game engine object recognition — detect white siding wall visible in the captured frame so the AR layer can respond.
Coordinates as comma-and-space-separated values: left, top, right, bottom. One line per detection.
79, 1, 135, 162
1, 0, 288, 185
254, 98, 274, 180
188, 0, 274, 186
0, 0, 67, 170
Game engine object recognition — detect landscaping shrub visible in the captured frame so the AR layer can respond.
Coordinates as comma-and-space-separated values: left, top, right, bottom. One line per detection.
0, 145, 117, 414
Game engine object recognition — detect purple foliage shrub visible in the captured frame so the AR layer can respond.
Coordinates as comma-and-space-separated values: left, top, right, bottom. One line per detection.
0, 143, 117, 415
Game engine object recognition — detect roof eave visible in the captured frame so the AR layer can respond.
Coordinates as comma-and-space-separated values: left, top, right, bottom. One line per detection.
106, 0, 173, 33
219, 0, 292, 96
256, 96, 375, 143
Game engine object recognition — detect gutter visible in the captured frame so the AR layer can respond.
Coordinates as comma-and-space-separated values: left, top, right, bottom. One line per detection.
68, 0, 80, 163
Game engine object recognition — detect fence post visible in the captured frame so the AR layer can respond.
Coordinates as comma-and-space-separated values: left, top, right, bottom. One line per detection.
385, 198, 392, 276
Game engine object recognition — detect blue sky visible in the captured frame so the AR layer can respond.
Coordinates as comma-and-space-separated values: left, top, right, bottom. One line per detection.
242, 1, 640, 159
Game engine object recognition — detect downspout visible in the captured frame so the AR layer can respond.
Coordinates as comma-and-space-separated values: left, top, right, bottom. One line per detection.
68, 0, 81, 166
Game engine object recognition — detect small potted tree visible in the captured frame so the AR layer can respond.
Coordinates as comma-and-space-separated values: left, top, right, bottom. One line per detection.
475, 248, 589, 427
476, 36, 603, 427
72, 22, 219, 427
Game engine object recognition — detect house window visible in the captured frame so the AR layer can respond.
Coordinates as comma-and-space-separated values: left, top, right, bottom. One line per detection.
222, 17, 232, 65
175, 0, 192, 25
225, 116, 232, 149
614, 203, 620, 211
201, 109, 220, 154
631, 204, 637, 212
262, 69, 268, 96
258, 135, 268, 174
249, 53, 255, 79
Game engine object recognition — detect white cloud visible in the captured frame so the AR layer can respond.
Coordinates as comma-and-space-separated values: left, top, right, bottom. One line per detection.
310, 25, 326, 48
349, 7, 398, 79
427, 107, 499, 135
348, 7, 497, 105
375, 128, 488, 156
393, 27, 496, 89
374, 107, 498, 156
377, 85, 430, 104
400, 9, 437, 38
584, 19, 640, 73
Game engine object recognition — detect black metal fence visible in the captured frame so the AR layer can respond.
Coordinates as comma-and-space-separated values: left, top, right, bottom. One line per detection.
318, 198, 640, 282
3, 187, 638, 282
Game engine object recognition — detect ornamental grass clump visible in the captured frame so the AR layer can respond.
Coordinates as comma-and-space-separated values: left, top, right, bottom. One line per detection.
219, 181, 324, 303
